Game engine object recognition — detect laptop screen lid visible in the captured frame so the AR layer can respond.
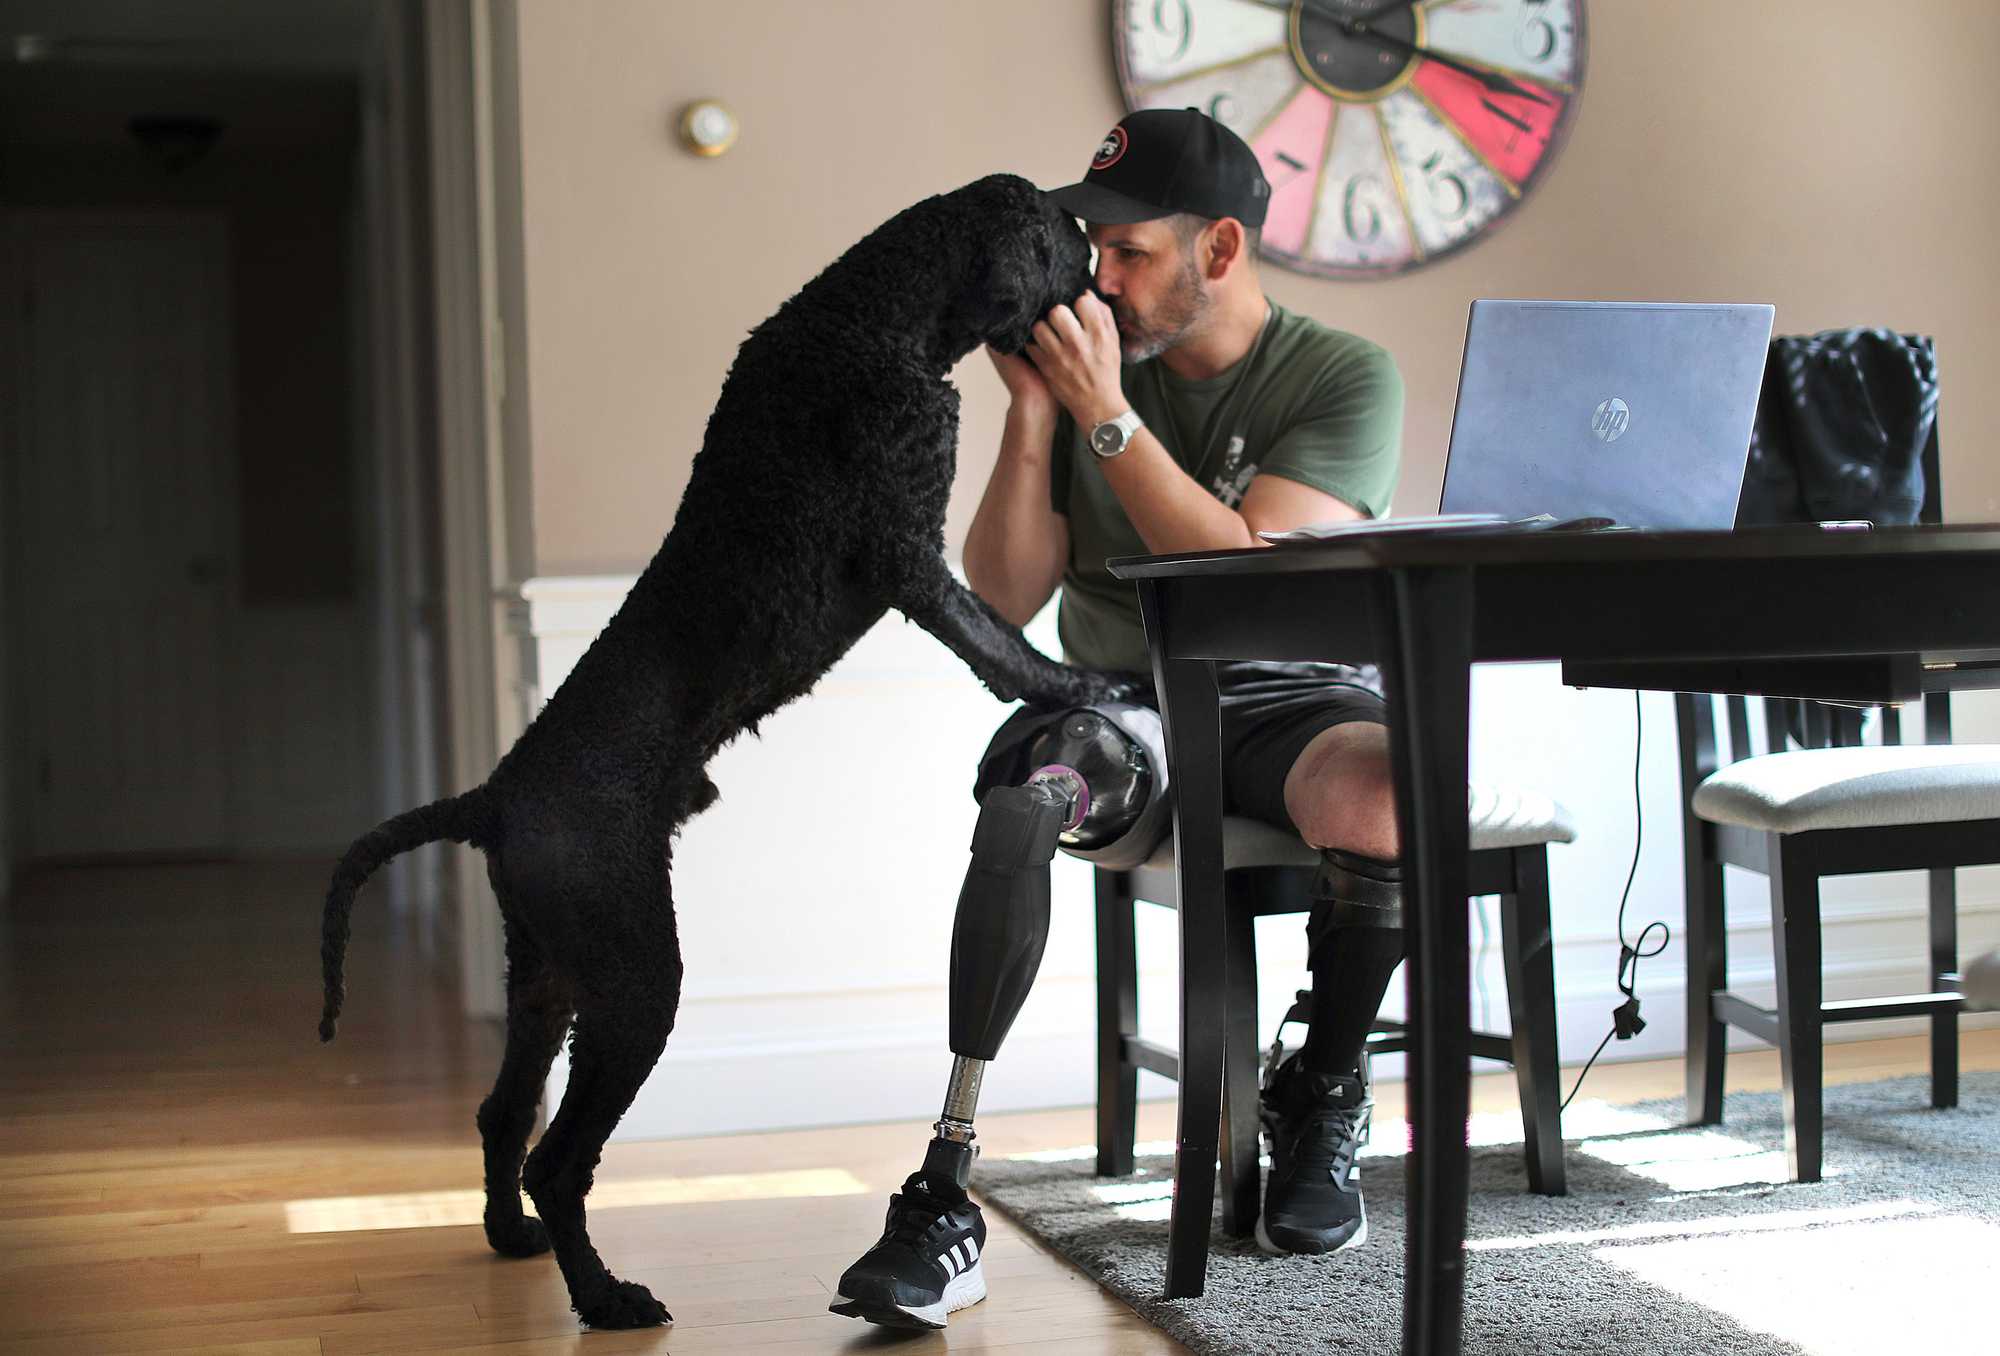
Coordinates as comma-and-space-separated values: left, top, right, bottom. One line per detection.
1437, 300, 1776, 529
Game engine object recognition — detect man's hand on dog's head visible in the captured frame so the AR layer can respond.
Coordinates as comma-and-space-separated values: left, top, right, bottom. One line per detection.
1024, 293, 1127, 430
984, 344, 1059, 426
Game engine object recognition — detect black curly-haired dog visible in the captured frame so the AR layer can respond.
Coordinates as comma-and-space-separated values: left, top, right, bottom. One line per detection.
315, 173, 1125, 1330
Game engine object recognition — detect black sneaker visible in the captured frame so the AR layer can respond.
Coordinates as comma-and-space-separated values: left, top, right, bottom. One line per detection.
829, 1173, 988, 1329
1257, 1051, 1372, 1255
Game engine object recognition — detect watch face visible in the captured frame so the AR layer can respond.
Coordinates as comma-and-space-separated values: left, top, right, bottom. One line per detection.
1113, 0, 1586, 280
1091, 423, 1122, 455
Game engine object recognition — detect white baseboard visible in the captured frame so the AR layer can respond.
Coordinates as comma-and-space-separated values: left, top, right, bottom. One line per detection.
553, 924, 1999, 1143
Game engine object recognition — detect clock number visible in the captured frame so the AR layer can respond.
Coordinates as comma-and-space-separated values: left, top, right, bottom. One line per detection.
1271, 150, 1311, 192
1208, 93, 1238, 124
1421, 151, 1469, 222
1343, 176, 1383, 244
1518, 0, 1558, 62
1149, 0, 1194, 65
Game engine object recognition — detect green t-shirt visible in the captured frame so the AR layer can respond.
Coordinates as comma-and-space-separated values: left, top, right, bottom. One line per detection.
1049, 302, 1403, 672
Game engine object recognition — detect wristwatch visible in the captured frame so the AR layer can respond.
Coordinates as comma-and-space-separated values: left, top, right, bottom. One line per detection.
1088, 409, 1144, 461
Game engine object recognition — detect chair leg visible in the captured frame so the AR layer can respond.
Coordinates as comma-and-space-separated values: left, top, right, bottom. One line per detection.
1094, 869, 1138, 1178
1218, 888, 1261, 1237
1497, 848, 1566, 1196
1770, 840, 1824, 1183
1684, 826, 1728, 1125
1929, 865, 1959, 1110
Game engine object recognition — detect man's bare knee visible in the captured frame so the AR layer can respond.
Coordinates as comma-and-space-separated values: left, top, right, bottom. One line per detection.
1283, 722, 1400, 859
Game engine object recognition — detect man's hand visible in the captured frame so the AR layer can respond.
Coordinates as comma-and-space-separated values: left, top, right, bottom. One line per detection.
1024, 293, 1128, 429
984, 343, 1058, 425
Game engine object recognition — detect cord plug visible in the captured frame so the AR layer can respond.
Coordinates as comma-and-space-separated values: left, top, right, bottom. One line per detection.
1612, 996, 1646, 1040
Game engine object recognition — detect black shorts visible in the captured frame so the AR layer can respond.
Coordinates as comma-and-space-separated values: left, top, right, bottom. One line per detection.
975, 661, 1385, 841
1209, 661, 1386, 834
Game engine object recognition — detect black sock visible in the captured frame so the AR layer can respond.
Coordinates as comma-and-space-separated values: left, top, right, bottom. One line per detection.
1300, 924, 1405, 1076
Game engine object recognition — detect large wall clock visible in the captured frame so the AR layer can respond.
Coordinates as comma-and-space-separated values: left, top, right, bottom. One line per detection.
1113, 0, 1586, 279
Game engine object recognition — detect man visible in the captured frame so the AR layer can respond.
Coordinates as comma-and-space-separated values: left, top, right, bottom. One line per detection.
833, 108, 1407, 1329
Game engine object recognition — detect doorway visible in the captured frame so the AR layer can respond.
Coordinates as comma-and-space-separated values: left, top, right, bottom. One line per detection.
7, 210, 235, 857
0, 7, 444, 893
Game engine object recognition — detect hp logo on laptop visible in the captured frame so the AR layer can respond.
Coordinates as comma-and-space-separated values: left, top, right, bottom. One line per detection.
1591, 397, 1631, 443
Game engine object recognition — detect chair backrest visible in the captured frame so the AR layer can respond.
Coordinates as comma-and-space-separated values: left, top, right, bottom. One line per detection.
1680, 333, 1944, 782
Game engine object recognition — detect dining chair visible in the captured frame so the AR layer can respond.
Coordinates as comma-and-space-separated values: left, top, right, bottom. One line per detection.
1678, 331, 1983, 1180
1094, 784, 1576, 1246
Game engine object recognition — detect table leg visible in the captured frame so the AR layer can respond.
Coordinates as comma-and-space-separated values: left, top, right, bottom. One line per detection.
1375, 567, 1474, 1356
1151, 638, 1225, 1300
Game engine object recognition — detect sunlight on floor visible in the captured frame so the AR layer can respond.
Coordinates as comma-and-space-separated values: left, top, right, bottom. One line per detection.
1009, 1099, 1860, 1229
1091, 1174, 1176, 1224
1470, 1199, 1938, 1252
1580, 1125, 1795, 1192
1008, 1138, 1181, 1164
283, 1167, 869, 1233
1597, 1213, 2000, 1355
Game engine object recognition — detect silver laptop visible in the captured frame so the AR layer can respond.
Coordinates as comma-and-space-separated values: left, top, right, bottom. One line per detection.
1437, 300, 1776, 529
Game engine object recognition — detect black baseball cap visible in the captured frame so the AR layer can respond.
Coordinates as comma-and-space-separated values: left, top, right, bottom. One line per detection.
1046, 107, 1270, 228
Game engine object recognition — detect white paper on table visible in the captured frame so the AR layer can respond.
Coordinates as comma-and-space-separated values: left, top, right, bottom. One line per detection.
1257, 512, 1545, 544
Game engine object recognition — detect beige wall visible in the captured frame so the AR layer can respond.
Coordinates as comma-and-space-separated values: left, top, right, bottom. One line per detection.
516, 1, 2000, 577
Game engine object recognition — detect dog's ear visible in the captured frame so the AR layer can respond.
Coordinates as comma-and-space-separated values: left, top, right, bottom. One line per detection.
994, 209, 1054, 320
958, 207, 1059, 355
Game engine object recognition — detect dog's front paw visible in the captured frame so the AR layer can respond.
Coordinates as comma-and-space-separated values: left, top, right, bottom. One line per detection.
484, 1210, 551, 1258
576, 1276, 673, 1329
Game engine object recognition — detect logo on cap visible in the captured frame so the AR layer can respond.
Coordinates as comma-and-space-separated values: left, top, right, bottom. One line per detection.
1092, 126, 1128, 171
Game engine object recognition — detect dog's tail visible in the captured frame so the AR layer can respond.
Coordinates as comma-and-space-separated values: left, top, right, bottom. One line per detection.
319, 788, 495, 1042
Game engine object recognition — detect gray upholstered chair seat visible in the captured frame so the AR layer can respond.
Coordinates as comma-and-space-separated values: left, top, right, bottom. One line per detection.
1469, 783, 1581, 851
1125, 783, 1576, 900
1692, 744, 2000, 834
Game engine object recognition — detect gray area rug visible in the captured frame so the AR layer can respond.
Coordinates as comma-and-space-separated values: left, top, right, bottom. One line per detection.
973, 1073, 2000, 1355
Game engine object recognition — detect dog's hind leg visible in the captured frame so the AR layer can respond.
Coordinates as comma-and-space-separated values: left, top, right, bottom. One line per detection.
888, 548, 1133, 707
477, 919, 574, 1259
522, 918, 683, 1329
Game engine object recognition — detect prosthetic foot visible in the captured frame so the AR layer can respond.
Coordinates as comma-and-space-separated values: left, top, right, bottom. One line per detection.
827, 1170, 987, 1329
834, 706, 1162, 1327
831, 772, 1073, 1326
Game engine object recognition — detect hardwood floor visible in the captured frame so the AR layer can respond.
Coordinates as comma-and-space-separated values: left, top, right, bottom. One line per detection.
1, 861, 1992, 1355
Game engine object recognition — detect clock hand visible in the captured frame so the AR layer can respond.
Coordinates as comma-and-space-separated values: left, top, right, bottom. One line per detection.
1233, 2, 1553, 107
1350, 24, 1557, 106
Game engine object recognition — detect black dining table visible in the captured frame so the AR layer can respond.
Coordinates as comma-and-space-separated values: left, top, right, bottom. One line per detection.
1108, 523, 2000, 1356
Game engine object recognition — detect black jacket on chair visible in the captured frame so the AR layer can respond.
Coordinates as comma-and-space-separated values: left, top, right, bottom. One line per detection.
1736, 327, 1939, 528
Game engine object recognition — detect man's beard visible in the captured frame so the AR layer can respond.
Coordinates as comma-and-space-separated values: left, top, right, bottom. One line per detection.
1115, 257, 1212, 362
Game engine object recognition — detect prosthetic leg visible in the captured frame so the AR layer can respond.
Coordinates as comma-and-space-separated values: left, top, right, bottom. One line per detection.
832, 707, 1160, 1330
925, 706, 1161, 1190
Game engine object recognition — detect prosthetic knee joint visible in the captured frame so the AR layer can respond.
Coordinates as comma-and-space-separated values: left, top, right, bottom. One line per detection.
922, 706, 1164, 1190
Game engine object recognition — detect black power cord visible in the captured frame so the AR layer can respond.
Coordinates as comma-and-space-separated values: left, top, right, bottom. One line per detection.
1561, 691, 1672, 1114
